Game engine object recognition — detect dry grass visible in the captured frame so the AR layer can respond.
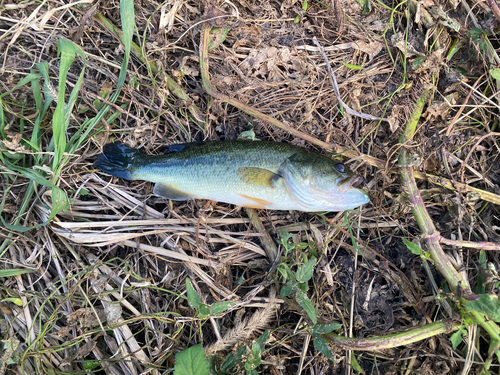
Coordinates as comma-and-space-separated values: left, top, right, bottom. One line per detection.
1, 0, 500, 374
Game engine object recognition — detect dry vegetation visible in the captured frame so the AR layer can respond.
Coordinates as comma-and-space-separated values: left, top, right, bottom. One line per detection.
1, 0, 500, 374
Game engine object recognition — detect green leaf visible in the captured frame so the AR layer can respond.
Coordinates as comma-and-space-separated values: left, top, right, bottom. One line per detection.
296, 289, 317, 324
296, 258, 316, 283
403, 238, 423, 256
210, 301, 234, 315
302, 0, 308, 11
311, 323, 342, 337
280, 280, 298, 297
220, 346, 246, 372
469, 28, 483, 43
185, 278, 202, 309
450, 330, 463, 350
446, 39, 462, 61
277, 263, 294, 281
2, 297, 23, 306
342, 62, 363, 70
294, 15, 301, 23
1, 339, 19, 366
313, 337, 333, 360
198, 304, 210, 319
412, 56, 426, 70
465, 294, 500, 322
174, 345, 209, 375
82, 360, 100, 370
490, 68, 500, 80
49, 187, 70, 221
244, 342, 262, 373
351, 353, 364, 374
255, 330, 269, 346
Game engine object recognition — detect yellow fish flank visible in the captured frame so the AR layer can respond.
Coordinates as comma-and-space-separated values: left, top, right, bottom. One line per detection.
94, 141, 370, 212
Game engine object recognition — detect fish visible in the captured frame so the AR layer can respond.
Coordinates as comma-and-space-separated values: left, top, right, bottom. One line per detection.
93, 140, 370, 212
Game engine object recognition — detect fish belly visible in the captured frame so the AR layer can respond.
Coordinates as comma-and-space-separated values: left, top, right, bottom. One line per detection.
132, 162, 306, 210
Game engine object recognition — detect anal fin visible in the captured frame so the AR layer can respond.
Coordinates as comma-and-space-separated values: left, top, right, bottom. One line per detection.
154, 183, 193, 201
238, 194, 271, 209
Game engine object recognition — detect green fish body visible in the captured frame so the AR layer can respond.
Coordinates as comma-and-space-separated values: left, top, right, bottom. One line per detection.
94, 141, 370, 212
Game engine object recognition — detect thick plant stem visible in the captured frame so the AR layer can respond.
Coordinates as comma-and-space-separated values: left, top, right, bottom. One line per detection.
324, 320, 459, 350
398, 86, 465, 293
399, 86, 500, 367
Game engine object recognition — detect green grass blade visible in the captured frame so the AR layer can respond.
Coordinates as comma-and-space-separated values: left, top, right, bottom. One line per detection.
52, 38, 77, 169
118, 0, 135, 89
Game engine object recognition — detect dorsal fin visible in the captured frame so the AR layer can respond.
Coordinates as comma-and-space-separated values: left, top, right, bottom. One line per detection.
164, 141, 207, 154
237, 167, 281, 188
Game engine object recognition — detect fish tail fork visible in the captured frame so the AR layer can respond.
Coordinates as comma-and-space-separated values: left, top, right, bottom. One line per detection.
93, 143, 137, 180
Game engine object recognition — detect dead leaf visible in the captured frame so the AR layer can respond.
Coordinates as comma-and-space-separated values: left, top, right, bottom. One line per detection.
159, 0, 184, 32
3, 133, 24, 152
66, 307, 106, 328
60, 337, 97, 366
352, 40, 383, 60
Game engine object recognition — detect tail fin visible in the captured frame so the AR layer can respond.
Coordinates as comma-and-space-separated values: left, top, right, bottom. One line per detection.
93, 143, 138, 180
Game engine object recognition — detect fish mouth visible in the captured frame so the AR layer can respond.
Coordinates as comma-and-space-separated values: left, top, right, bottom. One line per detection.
337, 175, 366, 193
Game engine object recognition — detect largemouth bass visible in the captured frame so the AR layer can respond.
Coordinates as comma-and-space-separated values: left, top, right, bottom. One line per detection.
94, 141, 369, 212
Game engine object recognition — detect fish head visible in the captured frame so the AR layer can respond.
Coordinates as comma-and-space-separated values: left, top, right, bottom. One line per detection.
283, 155, 370, 212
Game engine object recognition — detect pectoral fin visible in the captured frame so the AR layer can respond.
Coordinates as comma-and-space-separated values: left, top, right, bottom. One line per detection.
154, 183, 193, 200
238, 167, 281, 188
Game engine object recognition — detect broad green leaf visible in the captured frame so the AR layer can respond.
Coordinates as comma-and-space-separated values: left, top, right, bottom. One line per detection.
185, 278, 202, 309
490, 68, 500, 80
244, 342, 262, 373
465, 294, 500, 322
280, 280, 298, 298
403, 238, 423, 256
469, 28, 483, 44
174, 345, 209, 375
450, 330, 463, 350
220, 345, 246, 371
210, 301, 234, 315
198, 304, 210, 319
296, 289, 317, 324
296, 258, 316, 283
311, 322, 342, 337
302, 0, 308, 11
255, 330, 269, 345
313, 337, 333, 360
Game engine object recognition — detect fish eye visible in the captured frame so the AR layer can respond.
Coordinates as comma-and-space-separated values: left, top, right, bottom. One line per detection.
334, 163, 345, 173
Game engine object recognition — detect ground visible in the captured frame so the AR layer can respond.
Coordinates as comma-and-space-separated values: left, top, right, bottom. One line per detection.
1, 0, 500, 374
